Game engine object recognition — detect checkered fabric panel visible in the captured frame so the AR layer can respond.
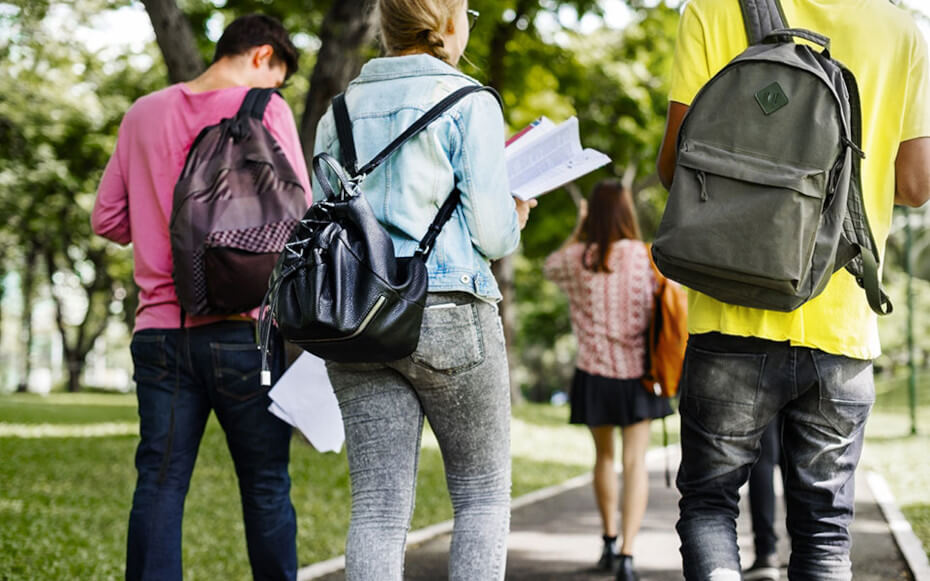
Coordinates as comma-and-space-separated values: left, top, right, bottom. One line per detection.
204, 219, 299, 253
191, 247, 207, 305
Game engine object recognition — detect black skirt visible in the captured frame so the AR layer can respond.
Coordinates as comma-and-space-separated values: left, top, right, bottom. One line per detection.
569, 368, 674, 427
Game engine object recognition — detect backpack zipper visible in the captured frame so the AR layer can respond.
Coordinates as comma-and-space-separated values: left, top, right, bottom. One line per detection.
697, 171, 708, 202
299, 295, 388, 343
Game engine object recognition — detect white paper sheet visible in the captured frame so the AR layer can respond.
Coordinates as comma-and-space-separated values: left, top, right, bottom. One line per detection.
268, 352, 345, 453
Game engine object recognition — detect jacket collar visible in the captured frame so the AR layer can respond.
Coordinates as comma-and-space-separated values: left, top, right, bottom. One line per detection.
351, 54, 472, 85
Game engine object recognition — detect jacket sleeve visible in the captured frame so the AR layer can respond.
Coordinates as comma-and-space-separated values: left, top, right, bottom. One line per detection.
450, 90, 521, 260
92, 135, 132, 245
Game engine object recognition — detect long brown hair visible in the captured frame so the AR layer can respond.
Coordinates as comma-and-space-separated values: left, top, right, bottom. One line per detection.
578, 180, 641, 273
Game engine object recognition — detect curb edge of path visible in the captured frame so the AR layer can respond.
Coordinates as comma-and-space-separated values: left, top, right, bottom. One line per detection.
866, 471, 930, 581
296, 447, 673, 580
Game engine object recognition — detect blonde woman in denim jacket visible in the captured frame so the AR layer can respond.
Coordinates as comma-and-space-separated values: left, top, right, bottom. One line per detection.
311, 1, 535, 579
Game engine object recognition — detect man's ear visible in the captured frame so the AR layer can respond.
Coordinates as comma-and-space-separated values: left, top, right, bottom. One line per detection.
250, 44, 275, 68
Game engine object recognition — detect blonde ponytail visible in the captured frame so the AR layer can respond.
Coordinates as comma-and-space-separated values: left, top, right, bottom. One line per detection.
378, 0, 465, 64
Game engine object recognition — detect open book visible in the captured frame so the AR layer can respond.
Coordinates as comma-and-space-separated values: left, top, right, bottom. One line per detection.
505, 116, 612, 200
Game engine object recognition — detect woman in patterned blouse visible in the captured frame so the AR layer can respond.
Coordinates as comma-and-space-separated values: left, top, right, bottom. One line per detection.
544, 180, 673, 581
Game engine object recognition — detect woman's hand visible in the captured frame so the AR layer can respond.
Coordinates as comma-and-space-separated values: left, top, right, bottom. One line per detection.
514, 197, 538, 230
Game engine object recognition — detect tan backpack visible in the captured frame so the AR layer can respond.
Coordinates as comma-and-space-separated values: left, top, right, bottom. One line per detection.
642, 244, 688, 399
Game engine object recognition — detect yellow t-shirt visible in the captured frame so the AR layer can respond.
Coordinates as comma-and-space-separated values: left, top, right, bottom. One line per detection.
668, 0, 930, 360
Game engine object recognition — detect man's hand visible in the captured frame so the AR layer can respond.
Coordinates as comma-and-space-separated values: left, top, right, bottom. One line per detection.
514, 197, 538, 230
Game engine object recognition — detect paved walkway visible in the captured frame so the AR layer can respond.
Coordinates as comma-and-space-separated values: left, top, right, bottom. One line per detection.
312, 447, 914, 580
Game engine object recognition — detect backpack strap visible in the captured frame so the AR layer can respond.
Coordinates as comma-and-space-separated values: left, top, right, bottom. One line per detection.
239, 88, 278, 120
836, 67, 893, 315
332, 93, 359, 176
739, 0, 788, 45
230, 88, 278, 141
332, 85, 503, 179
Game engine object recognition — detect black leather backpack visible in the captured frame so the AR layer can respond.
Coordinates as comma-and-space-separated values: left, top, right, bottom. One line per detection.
258, 85, 501, 382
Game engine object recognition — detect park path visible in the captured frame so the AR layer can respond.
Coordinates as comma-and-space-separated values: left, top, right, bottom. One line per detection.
308, 447, 915, 580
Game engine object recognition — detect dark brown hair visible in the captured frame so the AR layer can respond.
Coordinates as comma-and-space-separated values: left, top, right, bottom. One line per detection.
213, 14, 300, 79
578, 180, 642, 273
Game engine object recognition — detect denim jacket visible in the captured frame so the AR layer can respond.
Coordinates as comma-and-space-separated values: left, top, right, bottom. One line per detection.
312, 54, 520, 301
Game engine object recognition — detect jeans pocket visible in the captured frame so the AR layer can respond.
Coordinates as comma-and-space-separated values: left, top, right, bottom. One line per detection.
811, 351, 874, 436
210, 341, 265, 401
411, 303, 485, 375
680, 346, 766, 436
130, 332, 169, 384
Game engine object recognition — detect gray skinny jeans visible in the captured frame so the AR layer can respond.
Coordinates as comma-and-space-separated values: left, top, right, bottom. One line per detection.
326, 292, 512, 581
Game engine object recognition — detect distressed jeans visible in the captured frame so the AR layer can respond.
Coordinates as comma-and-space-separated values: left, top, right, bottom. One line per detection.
676, 332, 874, 581
127, 322, 296, 581
326, 293, 512, 581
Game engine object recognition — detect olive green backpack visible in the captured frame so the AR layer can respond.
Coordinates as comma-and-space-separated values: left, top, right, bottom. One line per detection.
652, 0, 892, 315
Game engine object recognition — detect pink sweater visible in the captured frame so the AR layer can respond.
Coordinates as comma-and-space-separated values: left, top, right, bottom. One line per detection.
544, 240, 655, 380
92, 84, 312, 332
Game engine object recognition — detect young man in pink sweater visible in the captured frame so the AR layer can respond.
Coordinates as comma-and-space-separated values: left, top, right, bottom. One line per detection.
93, 14, 311, 580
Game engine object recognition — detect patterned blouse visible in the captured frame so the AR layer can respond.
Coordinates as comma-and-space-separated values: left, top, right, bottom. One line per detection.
543, 239, 655, 380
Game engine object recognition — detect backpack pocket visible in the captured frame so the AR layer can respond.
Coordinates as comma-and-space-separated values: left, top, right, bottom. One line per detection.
202, 219, 298, 313
657, 140, 827, 294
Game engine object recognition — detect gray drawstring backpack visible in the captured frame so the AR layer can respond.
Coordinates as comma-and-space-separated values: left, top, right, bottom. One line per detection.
169, 88, 308, 320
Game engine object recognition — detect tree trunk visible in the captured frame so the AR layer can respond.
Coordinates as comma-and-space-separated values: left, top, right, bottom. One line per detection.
16, 244, 38, 393
65, 358, 83, 394
45, 249, 113, 394
487, 0, 537, 407
141, 0, 205, 83
299, 0, 378, 165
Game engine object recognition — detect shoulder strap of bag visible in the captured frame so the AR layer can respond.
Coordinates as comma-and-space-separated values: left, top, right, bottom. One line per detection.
739, 0, 788, 45
239, 88, 277, 120
332, 85, 502, 178
230, 88, 277, 140
837, 68, 893, 315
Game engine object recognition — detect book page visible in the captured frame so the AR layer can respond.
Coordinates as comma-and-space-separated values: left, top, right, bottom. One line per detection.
506, 117, 582, 192
512, 148, 612, 200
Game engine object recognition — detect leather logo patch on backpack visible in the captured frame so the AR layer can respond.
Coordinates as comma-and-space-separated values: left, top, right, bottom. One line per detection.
754, 82, 789, 115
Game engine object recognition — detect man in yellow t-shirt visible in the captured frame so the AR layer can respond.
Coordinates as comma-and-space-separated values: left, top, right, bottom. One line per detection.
656, 0, 930, 579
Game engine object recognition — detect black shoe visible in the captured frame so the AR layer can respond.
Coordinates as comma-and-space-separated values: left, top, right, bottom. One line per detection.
596, 537, 619, 571
743, 553, 780, 581
616, 554, 638, 581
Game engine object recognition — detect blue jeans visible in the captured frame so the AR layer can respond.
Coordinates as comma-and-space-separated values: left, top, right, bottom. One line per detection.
676, 332, 874, 581
325, 293, 512, 581
126, 321, 296, 581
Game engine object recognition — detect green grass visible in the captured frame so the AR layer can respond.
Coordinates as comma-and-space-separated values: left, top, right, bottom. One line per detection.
1, 393, 662, 579
860, 370, 930, 557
